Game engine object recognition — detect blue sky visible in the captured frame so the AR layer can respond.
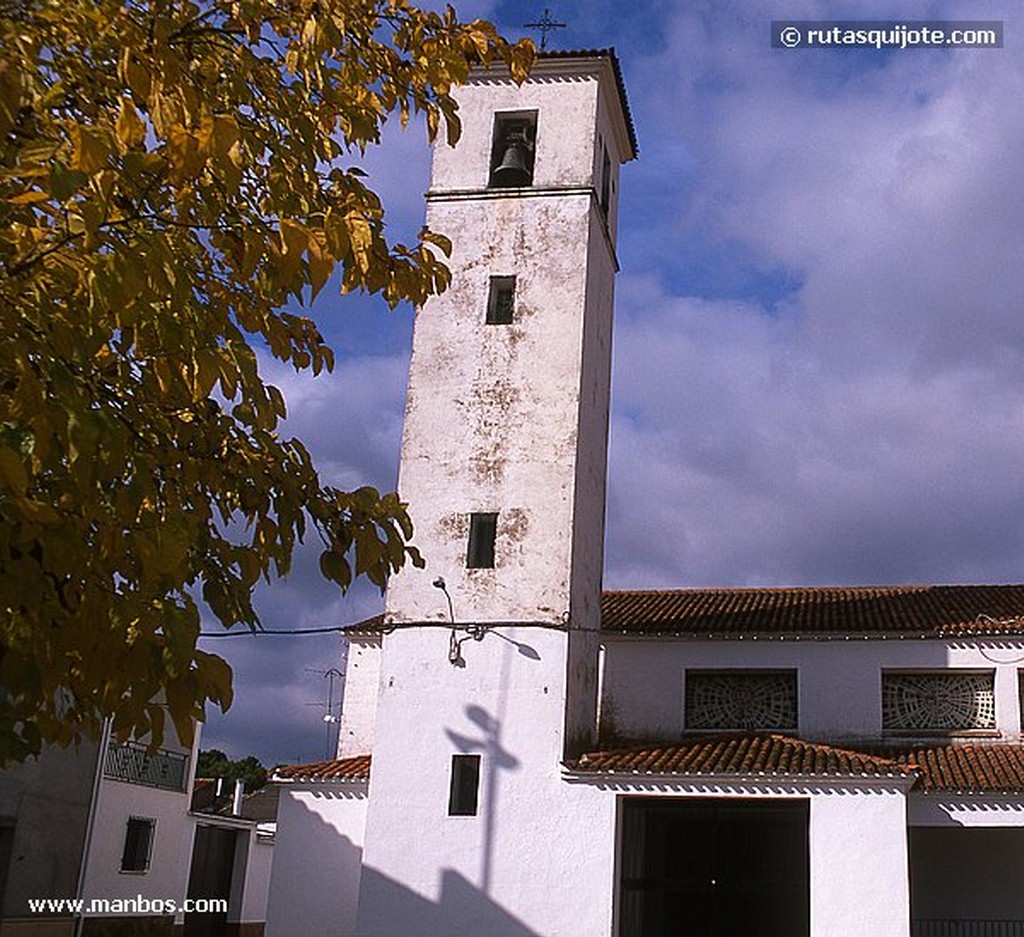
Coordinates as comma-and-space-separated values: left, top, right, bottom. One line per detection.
198, 1, 1024, 766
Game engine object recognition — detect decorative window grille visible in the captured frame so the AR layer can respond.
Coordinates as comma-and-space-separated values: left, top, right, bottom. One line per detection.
685, 671, 798, 731
882, 672, 995, 732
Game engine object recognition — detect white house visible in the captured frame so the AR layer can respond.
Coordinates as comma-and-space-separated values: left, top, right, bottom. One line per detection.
0, 719, 272, 936
267, 50, 1024, 937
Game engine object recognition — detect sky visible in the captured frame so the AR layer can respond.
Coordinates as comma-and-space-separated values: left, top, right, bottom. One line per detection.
198, 0, 1024, 766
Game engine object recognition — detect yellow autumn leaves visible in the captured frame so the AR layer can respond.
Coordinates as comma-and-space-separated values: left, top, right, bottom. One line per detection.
0, 0, 532, 762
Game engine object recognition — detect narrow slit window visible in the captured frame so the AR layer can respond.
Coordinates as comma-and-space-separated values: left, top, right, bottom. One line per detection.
448, 754, 481, 816
599, 146, 612, 215
120, 817, 155, 873
486, 276, 516, 325
489, 113, 537, 188
467, 513, 497, 568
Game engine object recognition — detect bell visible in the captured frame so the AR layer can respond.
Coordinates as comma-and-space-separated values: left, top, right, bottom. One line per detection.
491, 141, 532, 188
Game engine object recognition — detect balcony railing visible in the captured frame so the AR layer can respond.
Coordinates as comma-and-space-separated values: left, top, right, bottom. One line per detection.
103, 740, 188, 792
914, 922, 1024, 937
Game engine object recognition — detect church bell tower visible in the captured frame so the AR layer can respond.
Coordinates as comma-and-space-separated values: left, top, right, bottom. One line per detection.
357, 51, 635, 935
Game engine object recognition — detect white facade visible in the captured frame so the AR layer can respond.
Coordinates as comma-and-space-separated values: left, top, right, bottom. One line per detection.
600, 636, 1024, 742
265, 782, 368, 937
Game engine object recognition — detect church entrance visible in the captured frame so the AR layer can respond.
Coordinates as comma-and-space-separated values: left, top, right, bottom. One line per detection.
617, 797, 809, 937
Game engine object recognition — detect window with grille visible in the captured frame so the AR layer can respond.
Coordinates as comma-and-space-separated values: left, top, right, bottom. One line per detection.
120, 817, 155, 873
685, 671, 798, 731
882, 671, 995, 733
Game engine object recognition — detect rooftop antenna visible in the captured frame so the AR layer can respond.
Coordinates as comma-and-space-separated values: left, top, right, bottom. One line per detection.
524, 8, 566, 51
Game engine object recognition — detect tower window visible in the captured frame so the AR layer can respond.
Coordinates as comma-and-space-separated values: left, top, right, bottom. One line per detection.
486, 276, 516, 325
489, 112, 537, 188
448, 754, 481, 816
120, 817, 155, 873
600, 145, 612, 216
467, 512, 497, 568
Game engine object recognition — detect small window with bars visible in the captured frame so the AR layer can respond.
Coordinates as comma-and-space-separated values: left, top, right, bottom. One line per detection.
882, 671, 995, 733
120, 817, 155, 873
486, 276, 516, 325
685, 670, 798, 731
466, 513, 497, 569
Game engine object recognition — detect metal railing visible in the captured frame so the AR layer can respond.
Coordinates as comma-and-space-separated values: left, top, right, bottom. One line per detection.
103, 740, 188, 792
914, 922, 1024, 937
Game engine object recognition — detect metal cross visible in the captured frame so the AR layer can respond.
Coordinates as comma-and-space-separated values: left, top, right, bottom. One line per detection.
524, 8, 567, 51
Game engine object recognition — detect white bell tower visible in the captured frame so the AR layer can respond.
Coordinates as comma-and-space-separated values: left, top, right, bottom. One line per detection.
357, 51, 635, 935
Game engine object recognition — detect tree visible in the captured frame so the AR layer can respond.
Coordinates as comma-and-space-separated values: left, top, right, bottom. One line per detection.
197, 748, 267, 790
0, 0, 533, 763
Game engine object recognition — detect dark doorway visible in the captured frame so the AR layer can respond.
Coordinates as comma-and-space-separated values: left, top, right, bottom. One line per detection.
618, 798, 809, 937
184, 825, 236, 937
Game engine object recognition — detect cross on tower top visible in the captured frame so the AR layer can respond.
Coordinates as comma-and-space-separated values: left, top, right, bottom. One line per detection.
524, 8, 567, 51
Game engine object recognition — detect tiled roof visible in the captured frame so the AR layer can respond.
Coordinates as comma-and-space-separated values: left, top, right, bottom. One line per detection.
601, 585, 1024, 638
573, 736, 1024, 793
573, 735, 911, 780
348, 586, 1024, 639
274, 754, 370, 782
861, 743, 1024, 794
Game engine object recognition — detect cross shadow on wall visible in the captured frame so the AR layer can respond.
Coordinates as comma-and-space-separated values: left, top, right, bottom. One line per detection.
445, 703, 520, 895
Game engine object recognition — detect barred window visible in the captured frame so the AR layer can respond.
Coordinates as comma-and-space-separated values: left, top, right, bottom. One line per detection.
120, 817, 155, 873
685, 671, 797, 731
882, 671, 995, 733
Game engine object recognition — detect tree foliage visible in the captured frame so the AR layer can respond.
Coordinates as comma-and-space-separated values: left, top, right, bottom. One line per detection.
197, 748, 267, 790
0, 0, 533, 763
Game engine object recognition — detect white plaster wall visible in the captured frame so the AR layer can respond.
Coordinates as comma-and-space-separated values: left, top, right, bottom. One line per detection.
360, 761, 910, 937
910, 794, 1024, 826
809, 785, 910, 936
600, 637, 1024, 741
0, 741, 97, 921
238, 832, 273, 924
337, 634, 381, 758
264, 784, 367, 937
79, 778, 195, 911
430, 59, 631, 194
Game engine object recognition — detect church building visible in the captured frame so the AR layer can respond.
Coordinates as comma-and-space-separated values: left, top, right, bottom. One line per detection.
266, 50, 1024, 937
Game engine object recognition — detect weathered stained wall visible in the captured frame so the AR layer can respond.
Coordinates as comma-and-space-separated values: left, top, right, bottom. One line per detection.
337, 634, 381, 758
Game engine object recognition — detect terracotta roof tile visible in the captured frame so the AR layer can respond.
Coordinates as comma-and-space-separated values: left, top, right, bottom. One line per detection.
355, 586, 1024, 638
600, 585, 1024, 638
859, 744, 1024, 793
274, 754, 370, 782
574, 737, 1024, 793
573, 735, 911, 780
